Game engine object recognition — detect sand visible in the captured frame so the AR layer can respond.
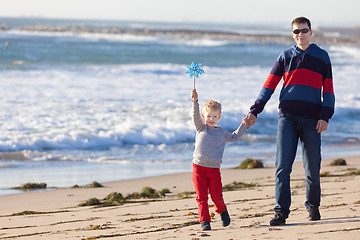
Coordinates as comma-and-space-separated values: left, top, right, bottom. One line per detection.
0, 156, 359, 239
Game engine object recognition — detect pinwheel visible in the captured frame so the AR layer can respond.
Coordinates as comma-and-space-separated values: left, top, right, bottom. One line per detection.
186, 62, 205, 89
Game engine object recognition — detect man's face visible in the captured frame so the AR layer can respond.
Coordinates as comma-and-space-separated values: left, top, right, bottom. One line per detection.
292, 22, 312, 49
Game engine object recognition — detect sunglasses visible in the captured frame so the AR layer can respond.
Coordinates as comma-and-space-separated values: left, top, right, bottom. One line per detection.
292, 28, 310, 34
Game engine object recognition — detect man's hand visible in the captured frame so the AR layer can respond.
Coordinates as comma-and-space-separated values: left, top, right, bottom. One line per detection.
191, 89, 198, 101
316, 120, 328, 133
244, 113, 257, 126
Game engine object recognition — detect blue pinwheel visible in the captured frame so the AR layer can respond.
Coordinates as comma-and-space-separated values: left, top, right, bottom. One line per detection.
186, 62, 205, 89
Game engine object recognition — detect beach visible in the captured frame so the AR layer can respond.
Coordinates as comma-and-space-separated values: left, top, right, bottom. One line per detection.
0, 17, 359, 239
0, 155, 359, 239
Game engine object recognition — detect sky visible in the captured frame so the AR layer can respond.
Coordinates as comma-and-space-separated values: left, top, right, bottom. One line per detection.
0, 0, 359, 27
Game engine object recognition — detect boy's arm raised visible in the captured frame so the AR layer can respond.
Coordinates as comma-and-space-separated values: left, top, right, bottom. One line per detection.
191, 89, 204, 131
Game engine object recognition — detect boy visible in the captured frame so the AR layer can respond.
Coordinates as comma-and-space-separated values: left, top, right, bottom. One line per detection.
191, 89, 249, 230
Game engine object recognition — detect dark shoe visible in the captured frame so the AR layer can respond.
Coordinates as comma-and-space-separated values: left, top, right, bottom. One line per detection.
220, 208, 231, 227
201, 221, 211, 230
269, 213, 286, 226
308, 207, 321, 221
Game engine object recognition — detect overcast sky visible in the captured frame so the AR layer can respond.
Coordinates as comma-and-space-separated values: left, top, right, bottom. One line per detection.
1, 0, 359, 26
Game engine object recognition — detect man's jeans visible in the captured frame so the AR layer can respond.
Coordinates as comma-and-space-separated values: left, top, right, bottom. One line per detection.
274, 113, 322, 218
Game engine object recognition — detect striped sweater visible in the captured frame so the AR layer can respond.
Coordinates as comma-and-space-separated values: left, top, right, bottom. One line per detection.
250, 43, 335, 122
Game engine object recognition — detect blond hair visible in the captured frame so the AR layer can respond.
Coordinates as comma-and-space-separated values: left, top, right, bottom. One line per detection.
203, 100, 221, 114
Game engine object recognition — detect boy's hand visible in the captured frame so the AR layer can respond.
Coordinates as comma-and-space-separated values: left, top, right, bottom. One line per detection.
242, 117, 249, 127
191, 89, 198, 101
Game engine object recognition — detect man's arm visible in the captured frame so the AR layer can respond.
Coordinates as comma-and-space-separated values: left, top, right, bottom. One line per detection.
248, 55, 284, 122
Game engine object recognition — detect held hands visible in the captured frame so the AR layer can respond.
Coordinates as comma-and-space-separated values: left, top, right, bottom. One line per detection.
244, 113, 257, 126
191, 89, 198, 102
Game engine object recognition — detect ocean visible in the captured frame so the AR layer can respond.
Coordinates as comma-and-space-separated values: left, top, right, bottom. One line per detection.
0, 18, 359, 195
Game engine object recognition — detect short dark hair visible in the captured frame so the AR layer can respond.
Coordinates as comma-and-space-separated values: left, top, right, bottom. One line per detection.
291, 17, 311, 30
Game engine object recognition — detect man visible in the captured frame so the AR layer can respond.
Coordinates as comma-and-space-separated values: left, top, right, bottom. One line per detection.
245, 16, 335, 226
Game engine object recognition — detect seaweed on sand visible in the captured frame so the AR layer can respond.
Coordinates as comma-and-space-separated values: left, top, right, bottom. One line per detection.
78, 187, 171, 207
235, 158, 264, 169
11, 182, 47, 191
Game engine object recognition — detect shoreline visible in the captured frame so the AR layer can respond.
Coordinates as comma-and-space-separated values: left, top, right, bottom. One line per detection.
1, 24, 360, 47
1, 142, 360, 197
0, 155, 359, 239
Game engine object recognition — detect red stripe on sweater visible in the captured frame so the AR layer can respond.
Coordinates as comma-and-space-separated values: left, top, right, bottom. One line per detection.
263, 74, 282, 90
323, 78, 334, 94
283, 69, 323, 89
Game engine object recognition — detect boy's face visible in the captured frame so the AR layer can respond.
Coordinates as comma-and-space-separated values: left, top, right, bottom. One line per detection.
202, 110, 221, 127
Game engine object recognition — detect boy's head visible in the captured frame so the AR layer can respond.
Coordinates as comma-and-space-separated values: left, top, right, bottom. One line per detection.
202, 100, 221, 127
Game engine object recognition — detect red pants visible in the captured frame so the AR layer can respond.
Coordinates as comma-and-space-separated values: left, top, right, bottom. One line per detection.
192, 163, 226, 223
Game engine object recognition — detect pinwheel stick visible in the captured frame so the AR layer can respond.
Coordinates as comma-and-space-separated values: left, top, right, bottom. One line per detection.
193, 75, 196, 90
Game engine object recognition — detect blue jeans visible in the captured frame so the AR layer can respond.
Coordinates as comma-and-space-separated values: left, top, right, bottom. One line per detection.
274, 113, 322, 218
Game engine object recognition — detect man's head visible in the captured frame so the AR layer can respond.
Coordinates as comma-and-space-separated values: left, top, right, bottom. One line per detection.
292, 16, 311, 30
202, 100, 221, 127
291, 16, 313, 50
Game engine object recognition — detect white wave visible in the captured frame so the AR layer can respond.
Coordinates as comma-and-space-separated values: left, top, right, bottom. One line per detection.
4, 29, 76, 38
2, 29, 233, 46
2, 29, 161, 43
183, 39, 231, 47
75, 32, 160, 43
0, 63, 359, 152
11, 60, 25, 65
329, 45, 360, 64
